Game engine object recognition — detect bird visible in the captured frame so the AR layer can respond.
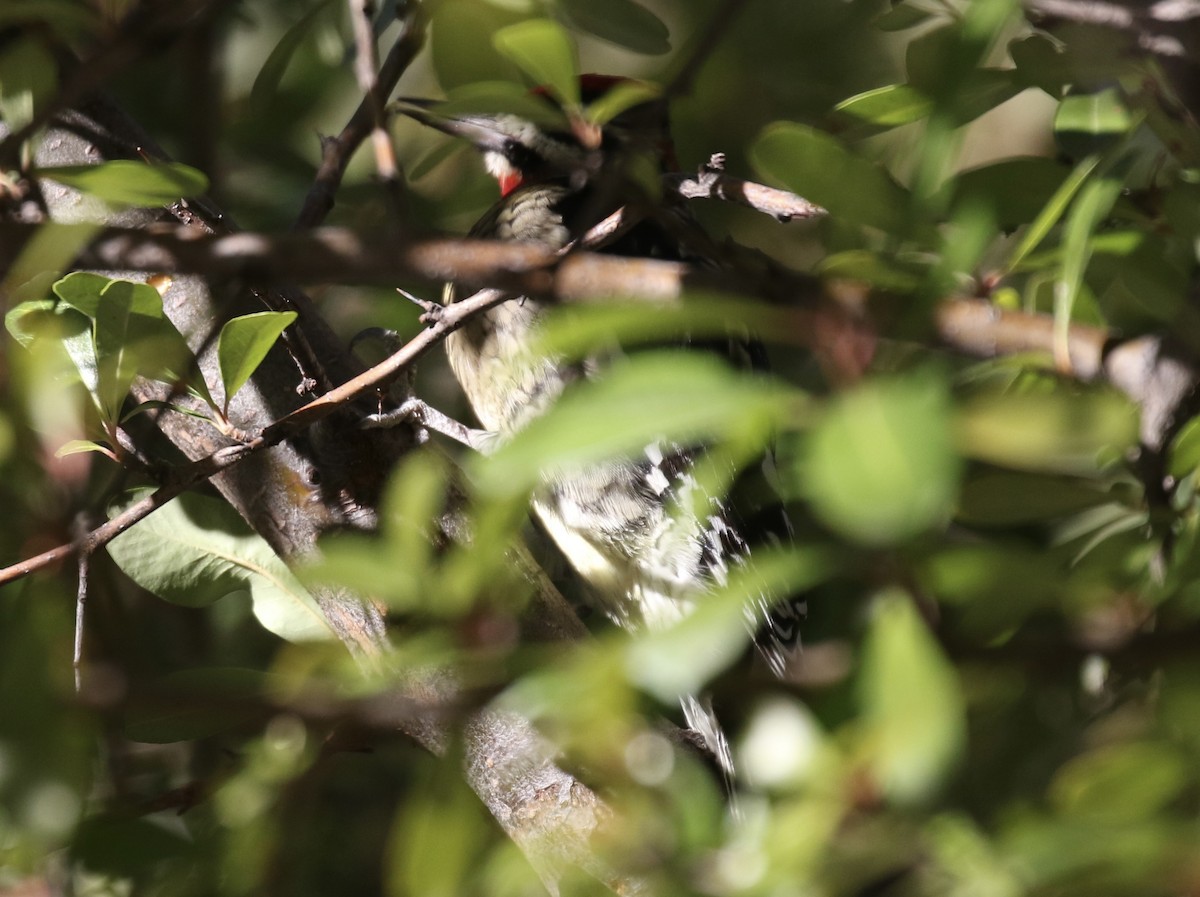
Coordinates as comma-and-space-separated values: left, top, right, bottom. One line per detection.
392, 75, 804, 782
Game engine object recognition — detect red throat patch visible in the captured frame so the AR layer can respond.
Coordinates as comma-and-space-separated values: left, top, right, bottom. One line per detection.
498, 171, 524, 197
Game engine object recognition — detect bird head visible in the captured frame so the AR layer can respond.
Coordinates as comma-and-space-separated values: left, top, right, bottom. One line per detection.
394, 75, 674, 197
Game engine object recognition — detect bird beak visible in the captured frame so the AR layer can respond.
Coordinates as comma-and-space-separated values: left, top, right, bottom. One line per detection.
390, 98, 513, 155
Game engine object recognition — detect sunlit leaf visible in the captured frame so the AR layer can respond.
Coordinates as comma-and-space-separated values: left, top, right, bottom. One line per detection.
54, 439, 113, 459
493, 19, 579, 108
586, 79, 663, 126
803, 374, 959, 545
1054, 88, 1135, 157
956, 387, 1137, 473
860, 591, 965, 803
0, 36, 57, 133
39, 160, 209, 206
834, 84, 933, 129
216, 311, 297, 410
751, 122, 910, 233
106, 491, 334, 643
474, 352, 799, 498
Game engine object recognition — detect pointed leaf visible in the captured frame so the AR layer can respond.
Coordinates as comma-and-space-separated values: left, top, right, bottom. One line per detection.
39, 160, 208, 206
751, 122, 910, 233
216, 311, 297, 408
860, 591, 965, 803
559, 0, 671, 54
55, 439, 114, 459
474, 352, 799, 498
106, 491, 333, 643
249, 0, 337, 109
493, 19, 579, 108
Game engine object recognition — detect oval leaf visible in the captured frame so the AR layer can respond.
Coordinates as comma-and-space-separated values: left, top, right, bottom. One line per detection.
860, 591, 965, 803
39, 160, 209, 206
751, 122, 910, 233
216, 311, 298, 409
493, 19, 579, 108
804, 374, 960, 545
559, 0, 671, 54
106, 490, 333, 643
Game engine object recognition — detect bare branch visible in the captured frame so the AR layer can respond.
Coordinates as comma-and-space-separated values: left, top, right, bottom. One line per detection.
294, 6, 426, 229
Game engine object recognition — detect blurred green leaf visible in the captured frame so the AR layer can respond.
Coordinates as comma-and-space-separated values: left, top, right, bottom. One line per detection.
559, 0, 670, 54
957, 470, 1115, 525
106, 491, 333, 643
4, 299, 58, 349
627, 547, 837, 701
586, 78, 663, 126
803, 374, 960, 545
752, 122, 910, 233
1055, 172, 1125, 357
860, 591, 965, 803
1050, 742, 1188, 822
71, 815, 192, 879
39, 160, 209, 206
948, 157, 1071, 229
1054, 88, 1135, 157
956, 388, 1137, 474
835, 84, 933, 129
0, 36, 57, 133
216, 311, 297, 411
475, 352, 799, 498
493, 19, 579, 108
54, 439, 112, 458
249, 0, 337, 109
124, 668, 271, 743
1004, 154, 1101, 273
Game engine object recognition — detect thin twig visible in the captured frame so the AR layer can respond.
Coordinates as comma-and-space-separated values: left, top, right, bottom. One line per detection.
294, 6, 425, 229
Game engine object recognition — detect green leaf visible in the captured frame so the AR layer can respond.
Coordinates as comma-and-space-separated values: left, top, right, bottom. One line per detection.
1055, 172, 1125, 361
834, 84, 933, 130
860, 591, 965, 803
948, 157, 1071, 229
4, 299, 58, 349
38, 160, 209, 206
474, 352, 800, 498
626, 548, 837, 701
0, 36, 57, 133
106, 491, 333, 643
956, 387, 1137, 474
249, 0, 337, 109
1050, 743, 1188, 821
493, 19, 579, 108
559, 0, 671, 54
956, 470, 1115, 525
803, 374, 960, 545
54, 273, 197, 425
55, 439, 113, 459
751, 122, 910, 233
585, 79, 663, 127
216, 311, 297, 410
1054, 88, 1135, 157
1004, 154, 1101, 273
71, 815, 192, 878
